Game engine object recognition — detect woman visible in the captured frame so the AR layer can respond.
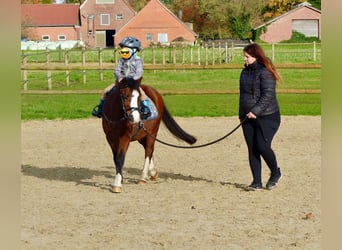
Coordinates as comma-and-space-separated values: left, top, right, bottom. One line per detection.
92, 36, 151, 119
239, 43, 282, 191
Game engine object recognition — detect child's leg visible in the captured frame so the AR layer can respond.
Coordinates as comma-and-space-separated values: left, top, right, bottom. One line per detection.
102, 83, 116, 100
139, 87, 151, 119
139, 87, 147, 100
92, 83, 115, 118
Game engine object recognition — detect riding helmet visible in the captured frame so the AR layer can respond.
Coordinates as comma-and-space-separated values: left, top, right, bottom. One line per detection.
119, 36, 142, 51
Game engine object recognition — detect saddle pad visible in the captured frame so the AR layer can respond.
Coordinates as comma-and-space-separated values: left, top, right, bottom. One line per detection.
144, 96, 158, 121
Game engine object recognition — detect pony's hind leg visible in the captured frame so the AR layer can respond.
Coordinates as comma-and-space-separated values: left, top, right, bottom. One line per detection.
138, 157, 158, 184
148, 158, 159, 181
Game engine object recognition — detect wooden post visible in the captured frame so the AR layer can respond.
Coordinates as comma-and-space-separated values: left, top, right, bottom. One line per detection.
173, 46, 176, 64
152, 46, 156, 65
313, 41, 316, 61
218, 41, 221, 64
23, 54, 28, 91
197, 46, 201, 65
162, 46, 166, 65
114, 47, 117, 64
272, 43, 275, 62
99, 48, 103, 81
82, 46, 86, 84
182, 46, 185, 64
205, 44, 208, 65
58, 44, 62, 62
46, 49, 52, 90
230, 42, 234, 62
65, 49, 70, 86
225, 42, 228, 63
212, 42, 215, 65
190, 46, 193, 65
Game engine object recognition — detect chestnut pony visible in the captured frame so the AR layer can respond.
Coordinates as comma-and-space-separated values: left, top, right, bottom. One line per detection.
102, 78, 196, 193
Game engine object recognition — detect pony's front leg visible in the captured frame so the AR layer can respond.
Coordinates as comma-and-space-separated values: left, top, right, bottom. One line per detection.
138, 157, 158, 184
111, 149, 127, 193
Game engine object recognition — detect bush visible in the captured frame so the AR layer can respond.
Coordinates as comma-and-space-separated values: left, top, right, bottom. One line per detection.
282, 31, 321, 43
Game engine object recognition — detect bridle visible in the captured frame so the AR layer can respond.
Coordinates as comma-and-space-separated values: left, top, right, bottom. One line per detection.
102, 83, 141, 127
120, 88, 140, 121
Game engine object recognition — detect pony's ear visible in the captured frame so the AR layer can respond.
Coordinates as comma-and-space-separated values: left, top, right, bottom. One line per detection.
126, 77, 139, 89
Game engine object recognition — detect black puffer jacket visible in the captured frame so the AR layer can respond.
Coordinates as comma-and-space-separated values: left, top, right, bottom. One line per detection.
239, 61, 280, 119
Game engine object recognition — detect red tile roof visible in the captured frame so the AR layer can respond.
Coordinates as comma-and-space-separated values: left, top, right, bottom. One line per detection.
21, 4, 80, 26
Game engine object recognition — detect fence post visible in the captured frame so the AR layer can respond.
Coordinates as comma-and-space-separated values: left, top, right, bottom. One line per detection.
182, 46, 185, 64
218, 41, 221, 64
212, 42, 215, 65
190, 46, 193, 65
272, 43, 275, 62
65, 49, 70, 86
82, 46, 86, 84
172, 46, 176, 64
225, 42, 228, 63
99, 48, 103, 81
23, 54, 28, 91
205, 44, 208, 65
313, 41, 316, 61
152, 46, 156, 65
58, 44, 62, 62
162, 46, 166, 65
197, 46, 201, 66
46, 49, 52, 90
114, 47, 118, 64
230, 42, 234, 62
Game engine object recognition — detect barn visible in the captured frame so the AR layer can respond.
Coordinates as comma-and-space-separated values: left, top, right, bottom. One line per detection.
252, 2, 321, 43
114, 0, 197, 48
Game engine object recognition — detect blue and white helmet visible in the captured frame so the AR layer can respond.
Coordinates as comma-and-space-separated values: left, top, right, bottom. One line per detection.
119, 36, 142, 51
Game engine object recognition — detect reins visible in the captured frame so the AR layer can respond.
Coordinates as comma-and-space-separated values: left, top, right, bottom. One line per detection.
141, 117, 247, 149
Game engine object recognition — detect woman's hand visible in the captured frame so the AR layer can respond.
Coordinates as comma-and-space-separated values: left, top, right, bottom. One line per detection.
246, 112, 257, 119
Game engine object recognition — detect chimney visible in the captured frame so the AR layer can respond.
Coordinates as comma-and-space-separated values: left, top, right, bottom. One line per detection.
178, 10, 182, 20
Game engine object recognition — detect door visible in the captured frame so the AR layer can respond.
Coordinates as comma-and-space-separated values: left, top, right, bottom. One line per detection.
95, 31, 106, 48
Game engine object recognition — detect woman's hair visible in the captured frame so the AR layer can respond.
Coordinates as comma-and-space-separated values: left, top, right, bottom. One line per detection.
243, 43, 281, 82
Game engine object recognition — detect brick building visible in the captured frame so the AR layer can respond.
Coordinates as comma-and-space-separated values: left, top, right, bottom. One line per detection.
114, 0, 197, 48
21, 4, 81, 42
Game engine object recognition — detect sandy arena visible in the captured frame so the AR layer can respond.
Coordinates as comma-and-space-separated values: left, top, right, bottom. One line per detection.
21, 116, 321, 249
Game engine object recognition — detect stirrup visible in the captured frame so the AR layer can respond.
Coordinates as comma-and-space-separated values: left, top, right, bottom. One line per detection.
140, 107, 151, 120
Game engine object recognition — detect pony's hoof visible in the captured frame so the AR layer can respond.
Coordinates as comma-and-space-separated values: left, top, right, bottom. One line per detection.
111, 186, 122, 193
150, 171, 159, 181
137, 179, 147, 185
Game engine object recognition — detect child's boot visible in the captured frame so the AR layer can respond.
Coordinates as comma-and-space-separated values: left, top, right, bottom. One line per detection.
92, 99, 104, 118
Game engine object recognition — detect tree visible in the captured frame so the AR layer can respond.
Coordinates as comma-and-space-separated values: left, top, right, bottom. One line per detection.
262, 0, 306, 20
127, 0, 149, 12
308, 0, 321, 9
229, 11, 251, 40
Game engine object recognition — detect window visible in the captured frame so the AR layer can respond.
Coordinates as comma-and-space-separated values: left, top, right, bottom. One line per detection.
88, 15, 94, 35
58, 35, 66, 41
42, 35, 50, 41
116, 14, 123, 20
146, 33, 154, 43
158, 33, 168, 43
96, 0, 114, 4
101, 14, 110, 25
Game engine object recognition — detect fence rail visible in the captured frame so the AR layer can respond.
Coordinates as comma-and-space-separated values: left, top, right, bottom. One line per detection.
21, 42, 321, 90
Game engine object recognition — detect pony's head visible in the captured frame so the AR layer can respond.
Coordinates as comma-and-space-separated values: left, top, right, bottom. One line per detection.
119, 78, 141, 124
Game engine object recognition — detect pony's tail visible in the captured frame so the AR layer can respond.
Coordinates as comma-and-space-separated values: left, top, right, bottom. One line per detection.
162, 107, 197, 145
